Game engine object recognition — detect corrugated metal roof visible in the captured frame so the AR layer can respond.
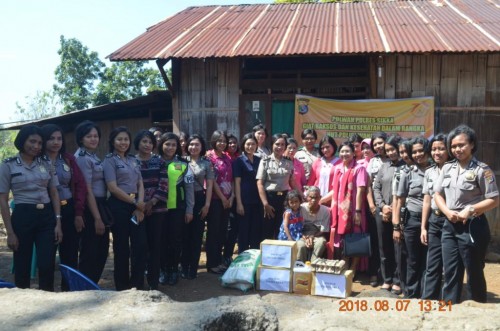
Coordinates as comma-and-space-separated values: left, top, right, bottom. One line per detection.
108, 0, 500, 60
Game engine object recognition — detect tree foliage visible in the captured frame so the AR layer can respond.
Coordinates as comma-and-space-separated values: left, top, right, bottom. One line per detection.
15, 90, 60, 121
92, 61, 163, 105
14, 35, 166, 122
53, 36, 105, 112
0, 130, 18, 160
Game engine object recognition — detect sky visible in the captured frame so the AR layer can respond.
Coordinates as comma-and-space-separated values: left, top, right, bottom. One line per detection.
0, 0, 271, 125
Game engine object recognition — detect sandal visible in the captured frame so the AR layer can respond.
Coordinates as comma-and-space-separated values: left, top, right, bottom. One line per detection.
381, 283, 392, 291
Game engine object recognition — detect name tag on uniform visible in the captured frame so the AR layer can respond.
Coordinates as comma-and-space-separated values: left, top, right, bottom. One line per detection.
63, 164, 70, 172
116, 165, 125, 169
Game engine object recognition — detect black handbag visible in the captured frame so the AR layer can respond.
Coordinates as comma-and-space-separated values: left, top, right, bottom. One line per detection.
342, 218, 371, 257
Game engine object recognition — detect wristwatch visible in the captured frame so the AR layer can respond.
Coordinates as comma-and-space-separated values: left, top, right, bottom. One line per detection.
468, 206, 477, 218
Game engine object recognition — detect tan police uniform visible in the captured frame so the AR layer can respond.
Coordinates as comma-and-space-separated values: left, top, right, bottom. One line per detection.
256, 154, 295, 239
435, 157, 499, 303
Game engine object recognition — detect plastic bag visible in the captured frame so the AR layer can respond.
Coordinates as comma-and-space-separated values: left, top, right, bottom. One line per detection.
221, 249, 261, 292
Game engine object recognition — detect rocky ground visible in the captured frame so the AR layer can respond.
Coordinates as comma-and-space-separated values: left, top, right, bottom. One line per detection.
1, 223, 500, 330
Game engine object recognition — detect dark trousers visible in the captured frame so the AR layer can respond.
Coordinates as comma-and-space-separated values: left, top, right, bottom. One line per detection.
441, 215, 490, 303
237, 202, 263, 253
181, 192, 206, 276
162, 208, 185, 272
58, 199, 81, 291
206, 200, 229, 269
109, 197, 147, 291
395, 240, 405, 289
262, 191, 286, 240
367, 208, 380, 277
403, 210, 427, 298
79, 200, 110, 285
223, 204, 238, 261
421, 213, 445, 300
145, 212, 164, 289
375, 210, 399, 285
181, 191, 206, 276
12, 203, 56, 291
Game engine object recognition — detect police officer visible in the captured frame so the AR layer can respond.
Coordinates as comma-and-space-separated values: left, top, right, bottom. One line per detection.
74, 120, 110, 285
0, 125, 62, 291
295, 128, 319, 181
257, 133, 300, 240
391, 138, 414, 296
420, 133, 450, 300
394, 136, 431, 298
41, 124, 87, 291
103, 126, 146, 291
435, 125, 499, 303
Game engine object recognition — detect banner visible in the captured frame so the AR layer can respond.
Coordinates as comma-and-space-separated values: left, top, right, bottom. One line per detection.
294, 95, 434, 144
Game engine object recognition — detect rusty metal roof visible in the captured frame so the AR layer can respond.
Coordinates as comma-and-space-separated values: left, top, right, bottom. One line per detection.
108, 0, 500, 60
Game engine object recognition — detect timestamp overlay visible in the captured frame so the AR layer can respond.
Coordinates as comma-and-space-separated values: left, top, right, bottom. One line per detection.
337, 299, 452, 312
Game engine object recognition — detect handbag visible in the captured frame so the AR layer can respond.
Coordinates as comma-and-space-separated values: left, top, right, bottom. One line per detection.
342, 217, 371, 257
342, 232, 372, 257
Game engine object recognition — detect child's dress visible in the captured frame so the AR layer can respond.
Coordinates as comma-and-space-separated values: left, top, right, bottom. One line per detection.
277, 209, 304, 240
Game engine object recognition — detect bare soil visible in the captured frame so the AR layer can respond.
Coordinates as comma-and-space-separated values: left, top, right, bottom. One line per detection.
0, 218, 499, 302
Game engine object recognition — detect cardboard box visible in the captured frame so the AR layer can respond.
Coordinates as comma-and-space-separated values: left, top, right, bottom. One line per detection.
292, 269, 312, 295
256, 266, 293, 293
260, 239, 297, 269
311, 270, 354, 298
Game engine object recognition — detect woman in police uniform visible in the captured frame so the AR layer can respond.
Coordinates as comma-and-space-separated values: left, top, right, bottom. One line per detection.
257, 133, 300, 240
74, 120, 110, 285
103, 126, 146, 291
393, 136, 431, 298
0, 125, 62, 291
419, 133, 450, 300
41, 124, 87, 291
435, 125, 499, 303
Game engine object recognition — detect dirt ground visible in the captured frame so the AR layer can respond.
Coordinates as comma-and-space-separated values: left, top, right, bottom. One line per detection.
1, 238, 499, 303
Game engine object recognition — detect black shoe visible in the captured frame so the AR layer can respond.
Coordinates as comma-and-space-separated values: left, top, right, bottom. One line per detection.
149, 285, 158, 291
369, 276, 379, 287
180, 268, 189, 279
391, 286, 402, 295
168, 272, 178, 286
159, 271, 167, 285
208, 266, 224, 274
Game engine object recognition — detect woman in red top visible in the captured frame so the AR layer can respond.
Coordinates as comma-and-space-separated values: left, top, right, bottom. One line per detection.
205, 130, 234, 274
41, 124, 87, 291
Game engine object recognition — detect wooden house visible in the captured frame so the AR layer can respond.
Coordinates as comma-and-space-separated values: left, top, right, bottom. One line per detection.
109, 1, 500, 238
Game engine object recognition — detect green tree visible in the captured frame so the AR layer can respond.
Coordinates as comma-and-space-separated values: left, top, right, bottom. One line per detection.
53, 36, 105, 112
15, 90, 60, 121
92, 61, 163, 105
0, 130, 18, 160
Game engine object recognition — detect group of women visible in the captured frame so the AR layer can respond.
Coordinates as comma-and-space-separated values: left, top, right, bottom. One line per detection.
0, 121, 497, 304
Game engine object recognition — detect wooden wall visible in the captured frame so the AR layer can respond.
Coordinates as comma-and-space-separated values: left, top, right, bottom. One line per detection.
174, 58, 240, 140
63, 117, 152, 160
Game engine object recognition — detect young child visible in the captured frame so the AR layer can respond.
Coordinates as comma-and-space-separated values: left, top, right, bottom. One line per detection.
277, 190, 304, 241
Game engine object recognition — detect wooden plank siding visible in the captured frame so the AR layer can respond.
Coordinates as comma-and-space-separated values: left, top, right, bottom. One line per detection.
175, 58, 240, 139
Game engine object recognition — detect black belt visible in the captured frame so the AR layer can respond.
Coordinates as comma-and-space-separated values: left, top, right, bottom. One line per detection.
15, 203, 51, 210
432, 209, 443, 216
267, 190, 287, 196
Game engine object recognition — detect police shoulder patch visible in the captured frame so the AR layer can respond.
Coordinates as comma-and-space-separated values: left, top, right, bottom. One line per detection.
483, 169, 495, 184
3, 156, 17, 163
